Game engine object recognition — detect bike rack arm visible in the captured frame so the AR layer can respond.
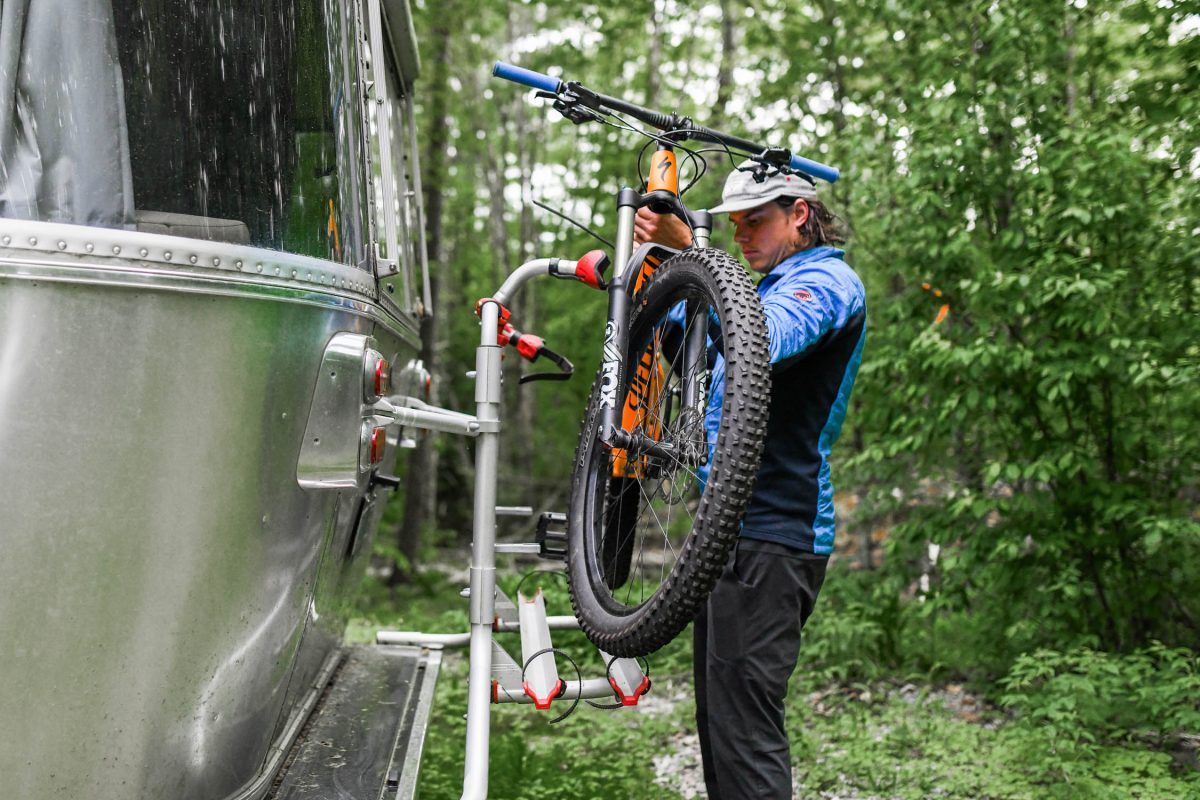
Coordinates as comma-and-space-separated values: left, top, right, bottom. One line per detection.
494, 256, 603, 306
376, 616, 580, 648
374, 396, 485, 436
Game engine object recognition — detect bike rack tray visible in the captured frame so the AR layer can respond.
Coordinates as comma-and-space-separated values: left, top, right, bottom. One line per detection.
269, 645, 441, 800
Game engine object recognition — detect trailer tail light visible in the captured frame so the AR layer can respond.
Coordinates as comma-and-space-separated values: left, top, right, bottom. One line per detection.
370, 426, 387, 465
364, 350, 390, 402
375, 358, 389, 396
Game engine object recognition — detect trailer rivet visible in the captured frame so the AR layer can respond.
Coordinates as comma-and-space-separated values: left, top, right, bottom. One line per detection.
189, 255, 198, 264
29, 237, 37, 246
213, 257, 221, 266
305, 272, 311, 281
163, 251, 172, 260
85, 243, 94, 252
139, 248, 149, 257
112, 245, 121, 255
1, 236, 10, 245
256, 264, 264, 273
57, 241, 67, 250
235, 260, 243, 269
292, 269, 298, 279
274, 267, 280, 275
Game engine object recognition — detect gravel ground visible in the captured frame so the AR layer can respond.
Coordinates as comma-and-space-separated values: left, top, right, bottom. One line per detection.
646, 682, 996, 800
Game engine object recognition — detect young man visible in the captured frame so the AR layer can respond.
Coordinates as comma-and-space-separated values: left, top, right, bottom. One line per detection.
635, 163, 867, 800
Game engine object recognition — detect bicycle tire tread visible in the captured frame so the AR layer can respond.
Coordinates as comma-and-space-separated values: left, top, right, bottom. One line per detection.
566, 247, 771, 657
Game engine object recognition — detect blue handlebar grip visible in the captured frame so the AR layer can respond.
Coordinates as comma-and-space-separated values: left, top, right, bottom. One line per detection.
790, 153, 840, 184
492, 61, 562, 94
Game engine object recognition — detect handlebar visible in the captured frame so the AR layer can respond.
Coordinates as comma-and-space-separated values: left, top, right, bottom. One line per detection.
492, 61, 840, 184
492, 61, 562, 94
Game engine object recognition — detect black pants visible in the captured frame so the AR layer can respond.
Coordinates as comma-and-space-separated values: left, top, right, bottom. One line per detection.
694, 539, 829, 800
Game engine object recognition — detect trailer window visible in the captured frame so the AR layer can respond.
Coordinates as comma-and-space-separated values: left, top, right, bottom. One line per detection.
0, 0, 369, 269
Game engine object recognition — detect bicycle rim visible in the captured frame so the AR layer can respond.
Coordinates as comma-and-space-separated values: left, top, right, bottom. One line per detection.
567, 249, 770, 656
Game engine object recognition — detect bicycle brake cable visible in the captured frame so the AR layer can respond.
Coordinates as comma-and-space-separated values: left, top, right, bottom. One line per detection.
531, 197, 614, 249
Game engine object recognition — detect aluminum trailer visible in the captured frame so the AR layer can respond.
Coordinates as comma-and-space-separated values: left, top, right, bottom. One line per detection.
0, 1, 438, 797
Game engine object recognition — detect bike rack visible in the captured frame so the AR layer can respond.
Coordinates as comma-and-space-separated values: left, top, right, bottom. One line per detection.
372, 259, 650, 800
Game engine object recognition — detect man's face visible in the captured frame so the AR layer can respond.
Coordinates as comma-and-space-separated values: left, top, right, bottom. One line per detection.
728, 199, 809, 274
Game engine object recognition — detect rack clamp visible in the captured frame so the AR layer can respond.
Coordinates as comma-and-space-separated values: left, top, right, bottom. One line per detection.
535, 512, 568, 562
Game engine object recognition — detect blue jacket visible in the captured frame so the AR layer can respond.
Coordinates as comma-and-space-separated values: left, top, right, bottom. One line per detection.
698, 246, 866, 554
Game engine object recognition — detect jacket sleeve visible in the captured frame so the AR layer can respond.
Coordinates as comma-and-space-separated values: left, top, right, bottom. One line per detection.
761, 268, 865, 365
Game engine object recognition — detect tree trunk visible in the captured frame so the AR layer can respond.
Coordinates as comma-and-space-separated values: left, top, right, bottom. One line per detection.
395, 8, 451, 583
646, 0, 662, 107
714, 0, 736, 126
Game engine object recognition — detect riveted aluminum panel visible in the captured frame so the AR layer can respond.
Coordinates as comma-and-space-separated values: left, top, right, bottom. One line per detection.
0, 224, 417, 800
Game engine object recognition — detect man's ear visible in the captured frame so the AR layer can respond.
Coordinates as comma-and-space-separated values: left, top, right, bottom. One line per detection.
792, 199, 810, 229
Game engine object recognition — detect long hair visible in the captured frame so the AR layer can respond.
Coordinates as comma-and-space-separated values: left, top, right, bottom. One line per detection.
775, 196, 848, 247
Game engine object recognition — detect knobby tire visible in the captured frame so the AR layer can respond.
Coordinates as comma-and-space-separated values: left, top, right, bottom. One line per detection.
567, 248, 771, 657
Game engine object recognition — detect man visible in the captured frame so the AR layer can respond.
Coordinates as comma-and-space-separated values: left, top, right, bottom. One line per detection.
635, 163, 867, 800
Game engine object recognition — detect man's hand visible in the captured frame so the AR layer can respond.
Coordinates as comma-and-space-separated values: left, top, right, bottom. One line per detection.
632, 207, 694, 250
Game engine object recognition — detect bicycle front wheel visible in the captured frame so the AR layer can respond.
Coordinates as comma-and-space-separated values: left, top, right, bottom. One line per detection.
567, 248, 771, 657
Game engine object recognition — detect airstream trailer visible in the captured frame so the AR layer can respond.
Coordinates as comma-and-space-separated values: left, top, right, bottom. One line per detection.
0, 1, 437, 798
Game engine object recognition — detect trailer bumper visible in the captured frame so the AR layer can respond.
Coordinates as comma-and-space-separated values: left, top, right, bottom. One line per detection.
270, 645, 441, 800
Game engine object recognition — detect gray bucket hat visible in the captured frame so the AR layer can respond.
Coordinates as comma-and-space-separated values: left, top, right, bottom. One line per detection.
708, 160, 818, 214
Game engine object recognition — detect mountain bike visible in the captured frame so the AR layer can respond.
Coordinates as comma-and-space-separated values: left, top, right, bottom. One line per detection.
491, 62, 840, 658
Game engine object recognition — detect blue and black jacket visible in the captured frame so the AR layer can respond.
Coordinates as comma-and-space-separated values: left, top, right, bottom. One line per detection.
699, 246, 866, 554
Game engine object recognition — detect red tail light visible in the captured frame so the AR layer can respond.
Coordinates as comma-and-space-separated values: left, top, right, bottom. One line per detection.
370, 426, 387, 465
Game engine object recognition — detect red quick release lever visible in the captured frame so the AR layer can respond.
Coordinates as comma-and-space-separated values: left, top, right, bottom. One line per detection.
497, 322, 543, 362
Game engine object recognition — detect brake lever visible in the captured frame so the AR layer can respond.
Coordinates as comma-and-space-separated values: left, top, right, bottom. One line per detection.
552, 95, 602, 125
744, 149, 817, 185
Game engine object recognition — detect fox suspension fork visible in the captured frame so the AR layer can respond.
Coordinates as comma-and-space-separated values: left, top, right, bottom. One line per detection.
596, 189, 638, 448
597, 181, 713, 461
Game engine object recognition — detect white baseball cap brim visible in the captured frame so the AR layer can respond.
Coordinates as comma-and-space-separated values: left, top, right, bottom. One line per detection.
708, 161, 818, 214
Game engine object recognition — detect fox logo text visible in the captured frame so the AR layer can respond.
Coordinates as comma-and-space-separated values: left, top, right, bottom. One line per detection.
599, 322, 620, 409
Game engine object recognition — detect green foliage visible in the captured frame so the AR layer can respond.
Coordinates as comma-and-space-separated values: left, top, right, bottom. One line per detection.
366, 2, 1200, 794
822, 0, 1200, 659
355, 561, 1199, 799
1000, 644, 1200, 755
788, 679, 1200, 800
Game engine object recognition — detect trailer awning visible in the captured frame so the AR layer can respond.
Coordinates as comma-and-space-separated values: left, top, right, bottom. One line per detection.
382, 0, 421, 91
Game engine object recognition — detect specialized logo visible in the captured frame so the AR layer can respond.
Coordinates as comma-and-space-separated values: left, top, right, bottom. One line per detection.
793, 289, 814, 302
599, 321, 620, 409
657, 156, 671, 181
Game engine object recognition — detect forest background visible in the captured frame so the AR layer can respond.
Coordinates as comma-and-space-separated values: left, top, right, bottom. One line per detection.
363, 0, 1200, 796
